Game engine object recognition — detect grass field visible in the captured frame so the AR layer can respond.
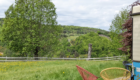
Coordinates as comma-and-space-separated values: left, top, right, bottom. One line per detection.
0, 60, 124, 80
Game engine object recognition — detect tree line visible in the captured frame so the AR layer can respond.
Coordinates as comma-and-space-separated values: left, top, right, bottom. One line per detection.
61, 25, 110, 37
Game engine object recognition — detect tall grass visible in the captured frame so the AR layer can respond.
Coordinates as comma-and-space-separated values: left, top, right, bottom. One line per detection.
0, 60, 124, 80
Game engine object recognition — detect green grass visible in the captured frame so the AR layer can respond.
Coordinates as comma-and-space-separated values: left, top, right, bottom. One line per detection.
0, 60, 124, 80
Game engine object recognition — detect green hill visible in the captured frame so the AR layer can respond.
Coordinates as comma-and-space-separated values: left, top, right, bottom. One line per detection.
0, 18, 112, 57
54, 32, 123, 58
61, 25, 110, 37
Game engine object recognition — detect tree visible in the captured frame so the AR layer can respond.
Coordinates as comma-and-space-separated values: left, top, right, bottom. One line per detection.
109, 8, 130, 55
0, 18, 4, 27
1, 0, 62, 59
109, 8, 129, 36
70, 32, 113, 57
119, 0, 140, 59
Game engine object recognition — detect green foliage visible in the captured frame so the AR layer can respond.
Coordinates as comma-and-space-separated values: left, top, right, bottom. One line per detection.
1, 0, 62, 57
109, 8, 129, 56
109, 8, 129, 36
121, 53, 132, 63
109, 8, 129, 43
69, 32, 121, 57
55, 38, 71, 57
109, 8, 129, 38
53, 31, 124, 58
61, 25, 110, 37
0, 18, 4, 27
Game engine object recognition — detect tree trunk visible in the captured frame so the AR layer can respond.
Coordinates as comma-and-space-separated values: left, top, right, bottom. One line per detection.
34, 47, 39, 60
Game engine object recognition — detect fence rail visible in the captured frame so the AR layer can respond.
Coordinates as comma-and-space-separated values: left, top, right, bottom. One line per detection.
0, 56, 126, 62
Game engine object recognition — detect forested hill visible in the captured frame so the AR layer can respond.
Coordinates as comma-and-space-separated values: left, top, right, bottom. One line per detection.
0, 18, 109, 36
0, 18, 112, 57
61, 25, 110, 37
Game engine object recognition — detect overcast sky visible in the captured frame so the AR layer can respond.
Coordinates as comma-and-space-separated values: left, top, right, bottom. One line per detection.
0, 0, 136, 31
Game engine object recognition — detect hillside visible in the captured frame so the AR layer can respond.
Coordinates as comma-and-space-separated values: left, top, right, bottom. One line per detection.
0, 18, 111, 57
61, 25, 110, 37
0, 18, 110, 37
54, 32, 122, 58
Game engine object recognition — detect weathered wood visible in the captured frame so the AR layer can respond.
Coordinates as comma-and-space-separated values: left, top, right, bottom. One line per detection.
88, 43, 92, 60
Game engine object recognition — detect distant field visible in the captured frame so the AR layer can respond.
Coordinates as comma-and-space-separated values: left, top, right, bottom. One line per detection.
0, 60, 124, 80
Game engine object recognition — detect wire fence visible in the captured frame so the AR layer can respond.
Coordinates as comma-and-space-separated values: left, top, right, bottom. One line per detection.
0, 56, 126, 62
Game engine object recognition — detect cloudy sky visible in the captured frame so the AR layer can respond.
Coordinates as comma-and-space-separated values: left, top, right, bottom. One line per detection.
0, 0, 136, 31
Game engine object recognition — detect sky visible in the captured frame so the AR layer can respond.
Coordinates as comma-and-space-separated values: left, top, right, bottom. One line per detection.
0, 0, 136, 31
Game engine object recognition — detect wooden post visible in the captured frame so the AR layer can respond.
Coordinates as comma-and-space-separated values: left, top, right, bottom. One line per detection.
88, 43, 92, 60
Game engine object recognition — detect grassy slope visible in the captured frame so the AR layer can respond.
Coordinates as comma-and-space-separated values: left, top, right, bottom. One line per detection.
0, 61, 124, 80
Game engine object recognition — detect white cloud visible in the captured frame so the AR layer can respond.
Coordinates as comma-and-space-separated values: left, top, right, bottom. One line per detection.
0, 0, 136, 31
0, 0, 15, 17
52, 0, 135, 31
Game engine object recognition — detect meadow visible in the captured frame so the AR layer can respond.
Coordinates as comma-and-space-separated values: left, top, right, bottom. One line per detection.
0, 60, 124, 80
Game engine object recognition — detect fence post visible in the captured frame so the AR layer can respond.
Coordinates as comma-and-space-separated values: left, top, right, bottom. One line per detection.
6, 56, 7, 61
88, 43, 92, 60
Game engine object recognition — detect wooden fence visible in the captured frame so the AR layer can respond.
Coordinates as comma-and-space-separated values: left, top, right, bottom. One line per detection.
0, 56, 126, 62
